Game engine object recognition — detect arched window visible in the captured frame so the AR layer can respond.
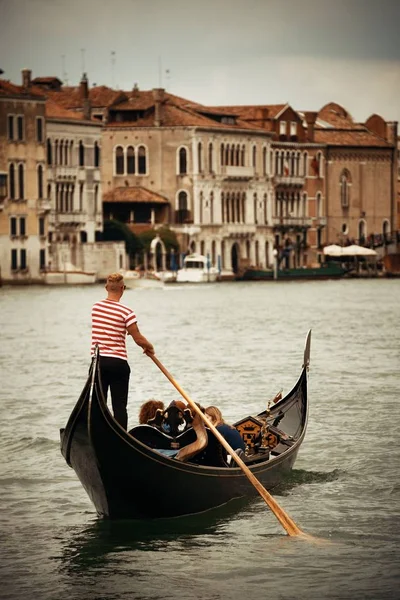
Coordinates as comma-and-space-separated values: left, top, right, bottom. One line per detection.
177, 190, 189, 224
9, 163, 15, 199
94, 185, 99, 215
358, 219, 367, 244
138, 145, 146, 174
252, 145, 257, 168
208, 143, 213, 173
54, 140, 59, 166
79, 140, 85, 167
179, 147, 187, 174
241, 145, 245, 166
262, 147, 267, 175
211, 240, 216, 266
197, 142, 202, 173
178, 190, 188, 211
210, 191, 214, 224
47, 139, 52, 166
18, 164, 24, 199
303, 152, 308, 177
127, 146, 135, 174
220, 144, 225, 167
37, 165, 43, 199
63, 140, 68, 166
316, 192, 322, 218
383, 219, 391, 243
59, 140, 64, 166
199, 191, 203, 224
94, 142, 100, 167
340, 170, 351, 208
69, 141, 74, 167
115, 146, 124, 175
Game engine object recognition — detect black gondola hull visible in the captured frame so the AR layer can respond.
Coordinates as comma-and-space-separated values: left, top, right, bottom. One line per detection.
61, 340, 309, 520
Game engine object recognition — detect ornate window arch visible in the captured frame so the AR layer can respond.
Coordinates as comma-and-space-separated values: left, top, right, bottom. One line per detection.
9, 163, 16, 199
358, 219, 367, 243
115, 145, 124, 175
340, 169, 351, 208
127, 146, 135, 174
208, 143, 213, 173
137, 145, 147, 174
78, 140, 85, 167
177, 146, 188, 175
37, 164, 44, 199
383, 219, 391, 243
197, 142, 203, 173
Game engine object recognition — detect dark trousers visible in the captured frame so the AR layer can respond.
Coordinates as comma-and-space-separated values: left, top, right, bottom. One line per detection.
99, 356, 131, 429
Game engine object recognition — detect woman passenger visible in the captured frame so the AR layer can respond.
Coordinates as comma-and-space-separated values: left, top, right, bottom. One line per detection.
204, 406, 245, 451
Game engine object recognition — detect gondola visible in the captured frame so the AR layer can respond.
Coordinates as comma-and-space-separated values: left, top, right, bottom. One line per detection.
60, 331, 311, 520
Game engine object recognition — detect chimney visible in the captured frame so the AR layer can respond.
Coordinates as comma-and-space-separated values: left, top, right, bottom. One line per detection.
386, 121, 398, 145
80, 73, 91, 120
304, 111, 317, 142
132, 83, 139, 98
153, 88, 165, 127
21, 68, 31, 90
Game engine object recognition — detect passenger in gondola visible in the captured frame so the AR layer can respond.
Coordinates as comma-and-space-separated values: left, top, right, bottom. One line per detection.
138, 399, 165, 425
204, 406, 246, 452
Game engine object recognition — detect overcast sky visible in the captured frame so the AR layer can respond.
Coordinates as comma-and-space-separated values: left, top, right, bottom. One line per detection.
1, 0, 399, 123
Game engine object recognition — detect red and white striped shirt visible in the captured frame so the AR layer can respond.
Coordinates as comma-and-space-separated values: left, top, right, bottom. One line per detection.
91, 299, 137, 360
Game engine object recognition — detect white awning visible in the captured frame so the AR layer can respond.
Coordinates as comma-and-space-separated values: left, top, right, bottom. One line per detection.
323, 244, 377, 257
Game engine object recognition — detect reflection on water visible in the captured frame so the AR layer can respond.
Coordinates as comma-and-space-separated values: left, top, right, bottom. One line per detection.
1, 280, 400, 600
58, 497, 252, 572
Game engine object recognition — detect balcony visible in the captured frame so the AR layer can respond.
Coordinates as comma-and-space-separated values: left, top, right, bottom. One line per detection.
224, 224, 257, 239
272, 216, 312, 228
37, 198, 52, 213
55, 211, 86, 225
273, 175, 305, 188
48, 166, 76, 180
221, 165, 255, 180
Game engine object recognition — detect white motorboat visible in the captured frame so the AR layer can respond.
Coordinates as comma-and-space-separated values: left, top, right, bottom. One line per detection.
44, 262, 96, 285
176, 253, 219, 283
121, 269, 164, 289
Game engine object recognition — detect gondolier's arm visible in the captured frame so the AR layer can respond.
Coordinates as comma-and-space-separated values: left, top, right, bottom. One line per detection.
127, 323, 155, 355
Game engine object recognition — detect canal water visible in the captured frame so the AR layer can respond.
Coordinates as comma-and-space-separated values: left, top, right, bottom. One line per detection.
0, 279, 399, 600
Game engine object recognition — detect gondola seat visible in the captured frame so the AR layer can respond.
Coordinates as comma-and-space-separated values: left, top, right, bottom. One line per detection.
128, 424, 198, 451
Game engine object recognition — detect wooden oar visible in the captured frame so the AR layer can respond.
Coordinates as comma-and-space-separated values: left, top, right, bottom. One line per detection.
148, 353, 311, 538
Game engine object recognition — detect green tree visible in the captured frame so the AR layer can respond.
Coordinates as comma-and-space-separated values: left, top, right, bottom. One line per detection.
102, 220, 143, 261
138, 226, 180, 253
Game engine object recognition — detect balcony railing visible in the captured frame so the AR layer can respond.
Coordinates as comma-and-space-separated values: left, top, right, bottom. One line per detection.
273, 175, 305, 187
37, 198, 52, 213
48, 166, 76, 180
174, 209, 193, 224
272, 216, 312, 227
221, 166, 255, 179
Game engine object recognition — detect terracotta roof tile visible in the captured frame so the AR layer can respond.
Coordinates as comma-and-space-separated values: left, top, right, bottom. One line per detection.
0, 79, 45, 99
103, 186, 169, 204
314, 128, 392, 147
107, 102, 263, 130
45, 97, 86, 121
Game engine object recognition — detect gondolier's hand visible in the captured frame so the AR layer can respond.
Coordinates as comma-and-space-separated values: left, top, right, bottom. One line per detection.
142, 341, 155, 355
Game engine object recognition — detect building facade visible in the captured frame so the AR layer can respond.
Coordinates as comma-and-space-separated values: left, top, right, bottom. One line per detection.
0, 70, 48, 283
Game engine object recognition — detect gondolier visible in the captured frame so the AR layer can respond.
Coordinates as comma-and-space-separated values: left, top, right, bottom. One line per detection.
91, 272, 154, 429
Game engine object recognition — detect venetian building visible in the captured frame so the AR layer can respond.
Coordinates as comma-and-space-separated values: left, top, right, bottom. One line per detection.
210, 104, 327, 268
31, 74, 126, 277
101, 88, 275, 274
0, 70, 48, 283
313, 103, 397, 252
